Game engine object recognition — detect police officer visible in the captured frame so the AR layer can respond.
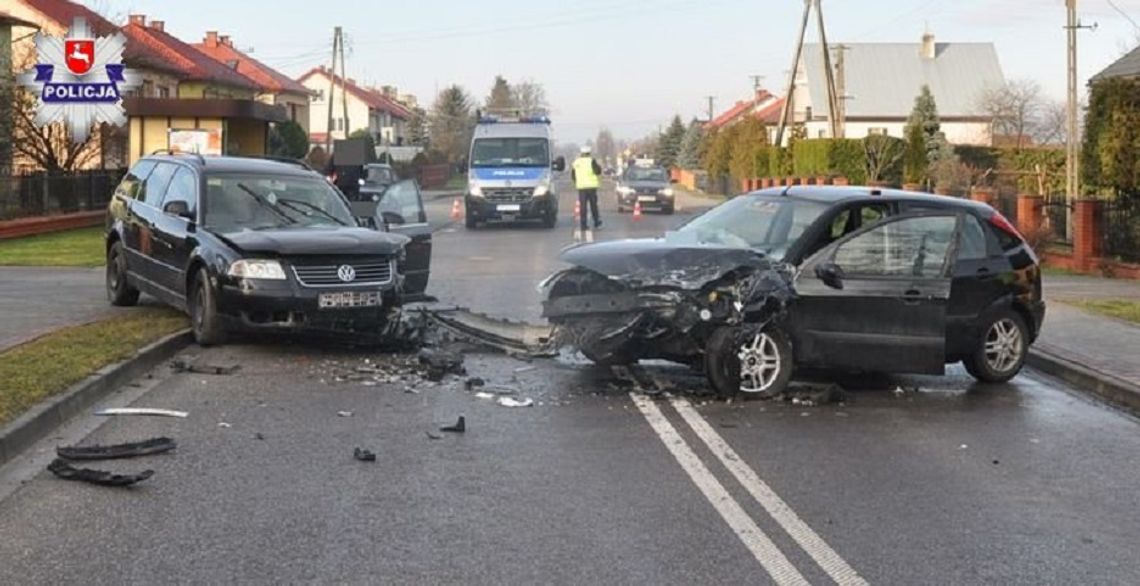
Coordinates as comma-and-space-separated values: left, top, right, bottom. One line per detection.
572, 145, 603, 234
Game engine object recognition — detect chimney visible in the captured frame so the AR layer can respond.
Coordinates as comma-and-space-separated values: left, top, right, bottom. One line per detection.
921, 31, 936, 59
149, 20, 164, 32
205, 31, 219, 47
128, 14, 145, 26
220, 35, 232, 47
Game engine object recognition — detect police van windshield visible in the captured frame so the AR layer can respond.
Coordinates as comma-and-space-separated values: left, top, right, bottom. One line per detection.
471, 138, 550, 167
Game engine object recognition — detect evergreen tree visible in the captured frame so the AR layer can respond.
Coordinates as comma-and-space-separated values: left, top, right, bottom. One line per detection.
268, 121, 309, 159
485, 75, 514, 111
407, 107, 429, 147
904, 119, 928, 184
655, 115, 687, 168
677, 119, 704, 169
905, 85, 951, 166
429, 85, 474, 163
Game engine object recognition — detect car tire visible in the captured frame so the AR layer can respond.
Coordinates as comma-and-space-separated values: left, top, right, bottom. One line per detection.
963, 310, 1029, 383
106, 241, 140, 307
543, 209, 558, 229
465, 214, 478, 229
617, 202, 627, 213
190, 268, 226, 347
705, 324, 793, 399
662, 203, 675, 215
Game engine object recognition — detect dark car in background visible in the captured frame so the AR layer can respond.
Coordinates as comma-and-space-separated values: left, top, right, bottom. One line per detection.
616, 165, 675, 214
104, 154, 432, 345
543, 186, 1045, 397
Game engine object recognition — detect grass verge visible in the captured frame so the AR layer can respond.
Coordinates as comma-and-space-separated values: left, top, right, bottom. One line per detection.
0, 227, 104, 267
1069, 299, 1140, 325
0, 308, 188, 425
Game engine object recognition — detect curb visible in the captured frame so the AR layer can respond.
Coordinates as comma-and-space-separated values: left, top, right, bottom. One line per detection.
1028, 347, 1140, 415
0, 329, 193, 467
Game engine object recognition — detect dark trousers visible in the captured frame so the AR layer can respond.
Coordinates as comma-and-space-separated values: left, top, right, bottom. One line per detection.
578, 188, 600, 231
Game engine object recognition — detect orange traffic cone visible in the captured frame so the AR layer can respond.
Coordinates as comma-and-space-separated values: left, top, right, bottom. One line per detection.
451, 198, 462, 221
573, 199, 581, 221
632, 200, 643, 221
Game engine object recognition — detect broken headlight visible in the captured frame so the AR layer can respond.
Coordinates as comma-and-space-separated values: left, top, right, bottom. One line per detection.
227, 259, 287, 280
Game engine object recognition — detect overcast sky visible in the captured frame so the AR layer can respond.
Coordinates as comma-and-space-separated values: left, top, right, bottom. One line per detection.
98, 0, 1140, 142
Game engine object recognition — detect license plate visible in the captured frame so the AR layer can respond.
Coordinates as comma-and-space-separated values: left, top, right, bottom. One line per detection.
497, 204, 521, 212
638, 195, 656, 202
318, 291, 382, 309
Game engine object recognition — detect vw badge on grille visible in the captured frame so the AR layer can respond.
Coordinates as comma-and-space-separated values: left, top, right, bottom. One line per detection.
337, 265, 356, 283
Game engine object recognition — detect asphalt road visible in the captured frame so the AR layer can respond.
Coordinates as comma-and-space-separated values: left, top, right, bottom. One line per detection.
2, 179, 1140, 585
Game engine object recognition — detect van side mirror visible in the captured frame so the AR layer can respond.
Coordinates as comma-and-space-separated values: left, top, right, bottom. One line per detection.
815, 261, 844, 290
552, 156, 566, 172
163, 200, 193, 220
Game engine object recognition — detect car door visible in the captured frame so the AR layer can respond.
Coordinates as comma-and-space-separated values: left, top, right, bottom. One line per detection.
945, 212, 1012, 357
375, 179, 432, 297
792, 213, 962, 375
151, 165, 200, 303
115, 160, 157, 276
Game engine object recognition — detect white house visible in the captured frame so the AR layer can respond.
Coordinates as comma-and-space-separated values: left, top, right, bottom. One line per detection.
297, 66, 412, 147
792, 33, 1005, 146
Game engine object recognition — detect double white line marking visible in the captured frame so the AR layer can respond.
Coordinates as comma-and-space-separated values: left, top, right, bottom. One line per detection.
631, 393, 867, 586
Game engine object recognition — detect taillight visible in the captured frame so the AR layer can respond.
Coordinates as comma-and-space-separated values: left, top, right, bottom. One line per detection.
988, 211, 1023, 242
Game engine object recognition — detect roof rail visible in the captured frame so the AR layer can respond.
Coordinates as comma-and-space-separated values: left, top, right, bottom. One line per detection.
150, 149, 205, 165
242, 155, 316, 172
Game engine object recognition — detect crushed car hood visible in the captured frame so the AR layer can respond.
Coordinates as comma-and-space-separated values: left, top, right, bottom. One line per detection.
559, 238, 780, 289
216, 227, 409, 257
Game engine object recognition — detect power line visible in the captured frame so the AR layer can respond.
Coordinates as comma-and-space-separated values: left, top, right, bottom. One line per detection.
1106, 0, 1140, 33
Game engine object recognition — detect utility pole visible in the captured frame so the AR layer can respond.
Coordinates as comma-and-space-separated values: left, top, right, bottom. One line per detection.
706, 96, 716, 123
774, 0, 840, 145
833, 44, 850, 139
749, 74, 765, 91
325, 26, 339, 153
1064, 0, 1095, 240
338, 29, 350, 138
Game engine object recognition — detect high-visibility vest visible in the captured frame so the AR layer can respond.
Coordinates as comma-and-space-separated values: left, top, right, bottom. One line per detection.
573, 157, 600, 190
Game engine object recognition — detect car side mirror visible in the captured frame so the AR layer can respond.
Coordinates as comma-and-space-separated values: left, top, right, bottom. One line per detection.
380, 210, 405, 226
163, 200, 193, 221
815, 261, 844, 290
552, 156, 566, 172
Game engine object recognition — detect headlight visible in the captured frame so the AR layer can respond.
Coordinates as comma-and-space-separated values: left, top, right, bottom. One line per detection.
534, 182, 551, 197
617, 186, 635, 195
659, 187, 674, 197
469, 182, 484, 198
227, 259, 287, 280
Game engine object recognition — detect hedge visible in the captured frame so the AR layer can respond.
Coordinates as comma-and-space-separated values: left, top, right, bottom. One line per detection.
998, 148, 1066, 195
789, 139, 866, 184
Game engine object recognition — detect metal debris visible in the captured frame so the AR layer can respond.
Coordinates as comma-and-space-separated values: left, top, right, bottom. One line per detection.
56, 437, 176, 461
440, 416, 466, 433
498, 397, 534, 408
47, 459, 154, 487
418, 347, 466, 381
95, 408, 188, 418
353, 448, 377, 462
425, 431, 443, 440
218, 422, 232, 429
475, 392, 495, 400
337, 411, 354, 418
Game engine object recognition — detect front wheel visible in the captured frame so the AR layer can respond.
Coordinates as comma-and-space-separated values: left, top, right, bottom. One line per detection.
662, 203, 675, 215
705, 325, 793, 399
542, 208, 558, 229
963, 311, 1028, 383
190, 268, 226, 346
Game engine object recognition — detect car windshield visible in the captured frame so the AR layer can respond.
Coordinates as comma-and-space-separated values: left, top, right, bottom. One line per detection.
364, 166, 395, 185
203, 173, 355, 231
624, 167, 668, 182
672, 195, 829, 258
471, 138, 550, 167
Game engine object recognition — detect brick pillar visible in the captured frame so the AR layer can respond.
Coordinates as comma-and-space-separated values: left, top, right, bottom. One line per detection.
740, 178, 750, 193
1074, 199, 1103, 270
787, 176, 799, 186
760, 177, 771, 188
801, 176, 812, 186
817, 176, 829, 186
832, 176, 849, 186
1016, 195, 1043, 238
970, 186, 997, 206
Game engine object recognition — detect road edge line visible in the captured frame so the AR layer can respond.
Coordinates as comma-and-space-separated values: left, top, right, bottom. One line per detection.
672, 398, 869, 586
629, 393, 809, 586
0, 329, 193, 467
1027, 347, 1140, 416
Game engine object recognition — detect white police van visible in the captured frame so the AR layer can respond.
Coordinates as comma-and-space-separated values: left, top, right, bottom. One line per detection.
464, 115, 565, 229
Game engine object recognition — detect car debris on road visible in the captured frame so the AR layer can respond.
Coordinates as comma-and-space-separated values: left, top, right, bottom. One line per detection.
440, 416, 466, 433
353, 448, 377, 462
56, 437, 177, 461
47, 459, 155, 488
95, 407, 189, 418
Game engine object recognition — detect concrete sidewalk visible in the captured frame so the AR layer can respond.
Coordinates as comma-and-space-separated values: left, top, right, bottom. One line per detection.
1034, 274, 1140, 409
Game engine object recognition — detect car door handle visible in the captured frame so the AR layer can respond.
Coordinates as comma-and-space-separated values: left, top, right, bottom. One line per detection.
976, 268, 995, 281
902, 289, 923, 305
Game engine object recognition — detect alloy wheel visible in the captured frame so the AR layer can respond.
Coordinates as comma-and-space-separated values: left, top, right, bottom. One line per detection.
737, 332, 782, 393
984, 318, 1024, 374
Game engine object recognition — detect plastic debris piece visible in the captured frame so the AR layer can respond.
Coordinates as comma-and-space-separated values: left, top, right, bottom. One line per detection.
405, 387, 420, 395
440, 416, 466, 433
95, 408, 188, 418
254, 433, 266, 441
47, 459, 154, 487
475, 392, 495, 400
498, 397, 534, 408
218, 422, 232, 429
354, 448, 377, 462
464, 377, 486, 390
513, 365, 537, 374
425, 431, 443, 440
959, 444, 969, 450
337, 411, 353, 418
56, 437, 176, 461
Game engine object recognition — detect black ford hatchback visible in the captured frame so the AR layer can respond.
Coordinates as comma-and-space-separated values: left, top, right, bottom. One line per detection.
104, 154, 431, 345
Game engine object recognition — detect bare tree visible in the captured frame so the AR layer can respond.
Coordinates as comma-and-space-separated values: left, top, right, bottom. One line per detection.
594, 128, 616, 164
977, 79, 1043, 149
510, 79, 549, 116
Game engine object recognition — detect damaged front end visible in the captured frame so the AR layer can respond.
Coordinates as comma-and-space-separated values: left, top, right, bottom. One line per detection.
541, 244, 796, 367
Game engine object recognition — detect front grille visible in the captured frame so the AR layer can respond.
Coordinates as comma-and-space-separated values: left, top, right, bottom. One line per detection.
291, 259, 395, 287
636, 187, 660, 195
484, 187, 534, 203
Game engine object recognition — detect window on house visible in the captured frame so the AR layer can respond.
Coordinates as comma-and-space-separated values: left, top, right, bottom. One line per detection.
312, 89, 324, 102
157, 86, 170, 99
337, 118, 344, 131
867, 128, 888, 136
143, 80, 154, 97
817, 130, 826, 138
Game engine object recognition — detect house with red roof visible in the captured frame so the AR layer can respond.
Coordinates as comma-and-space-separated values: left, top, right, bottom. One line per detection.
193, 31, 312, 133
705, 89, 786, 132
297, 66, 412, 148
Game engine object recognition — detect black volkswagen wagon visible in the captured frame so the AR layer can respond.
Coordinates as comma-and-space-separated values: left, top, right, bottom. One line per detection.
543, 186, 1046, 397
104, 154, 432, 345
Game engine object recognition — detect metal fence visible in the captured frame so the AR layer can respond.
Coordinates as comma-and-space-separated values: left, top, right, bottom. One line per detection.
1102, 198, 1140, 264
0, 169, 125, 220
1041, 195, 1071, 244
